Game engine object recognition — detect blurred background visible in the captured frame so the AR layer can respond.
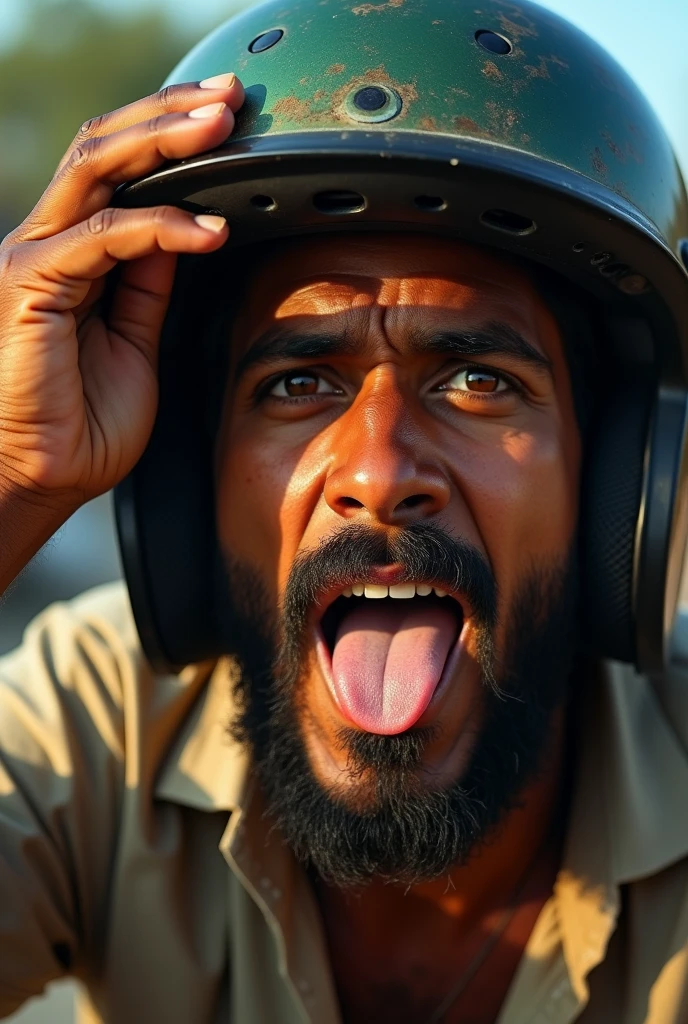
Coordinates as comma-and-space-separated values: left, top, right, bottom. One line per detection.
0, 0, 687, 1020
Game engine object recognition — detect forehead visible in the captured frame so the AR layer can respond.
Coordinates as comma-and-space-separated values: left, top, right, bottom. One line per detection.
235, 233, 551, 345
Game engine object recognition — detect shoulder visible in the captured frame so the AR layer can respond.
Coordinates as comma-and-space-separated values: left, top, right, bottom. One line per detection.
0, 580, 222, 798
0, 582, 143, 770
0, 580, 143, 713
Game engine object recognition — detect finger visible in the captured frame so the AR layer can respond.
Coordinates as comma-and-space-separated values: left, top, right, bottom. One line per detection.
22, 101, 236, 240
99, 249, 179, 366
20, 207, 228, 313
56, 75, 244, 175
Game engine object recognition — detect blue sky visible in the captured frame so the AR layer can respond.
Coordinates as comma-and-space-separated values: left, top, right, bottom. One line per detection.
2, 0, 687, 173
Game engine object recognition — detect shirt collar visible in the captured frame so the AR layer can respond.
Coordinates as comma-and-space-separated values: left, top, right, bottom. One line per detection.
155, 657, 249, 811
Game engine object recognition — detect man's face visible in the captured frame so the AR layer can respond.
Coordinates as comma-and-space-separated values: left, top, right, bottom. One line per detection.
214, 233, 581, 884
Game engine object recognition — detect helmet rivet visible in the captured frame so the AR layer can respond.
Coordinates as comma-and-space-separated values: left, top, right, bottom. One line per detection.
353, 87, 387, 112
343, 84, 402, 123
249, 29, 284, 53
618, 273, 649, 296
475, 30, 512, 55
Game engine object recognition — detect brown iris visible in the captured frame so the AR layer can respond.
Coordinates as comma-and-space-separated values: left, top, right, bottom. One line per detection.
283, 373, 319, 396
465, 370, 500, 393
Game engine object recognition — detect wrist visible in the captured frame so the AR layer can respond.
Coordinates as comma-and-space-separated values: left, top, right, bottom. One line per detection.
0, 477, 82, 597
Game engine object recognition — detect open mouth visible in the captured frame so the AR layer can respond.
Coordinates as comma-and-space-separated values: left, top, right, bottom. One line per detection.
315, 582, 466, 735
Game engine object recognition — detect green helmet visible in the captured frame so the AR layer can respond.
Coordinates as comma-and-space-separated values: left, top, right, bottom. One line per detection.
115, 0, 688, 674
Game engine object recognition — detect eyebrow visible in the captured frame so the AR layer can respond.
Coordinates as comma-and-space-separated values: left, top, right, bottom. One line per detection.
234, 320, 553, 379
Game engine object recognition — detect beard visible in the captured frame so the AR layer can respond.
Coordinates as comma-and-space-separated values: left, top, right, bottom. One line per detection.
215, 522, 577, 888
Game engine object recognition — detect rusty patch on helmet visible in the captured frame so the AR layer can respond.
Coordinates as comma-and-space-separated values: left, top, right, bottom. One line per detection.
273, 95, 313, 122
591, 147, 609, 178
419, 115, 437, 131
454, 115, 492, 139
482, 60, 503, 81
601, 130, 643, 165
497, 12, 537, 47
524, 54, 569, 80
326, 63, 346, 74
485, 100, 519, 136
272, 65, 417, 127
352, 0, 403, 14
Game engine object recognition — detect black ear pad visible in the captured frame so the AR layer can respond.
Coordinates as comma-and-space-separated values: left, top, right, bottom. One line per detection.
578, 375, 653, 664
115, 260, 220, 671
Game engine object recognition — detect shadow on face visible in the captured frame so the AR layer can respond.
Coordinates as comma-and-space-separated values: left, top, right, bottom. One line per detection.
212, 232, 582, 883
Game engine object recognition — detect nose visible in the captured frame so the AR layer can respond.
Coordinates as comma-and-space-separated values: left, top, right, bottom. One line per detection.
323, 375, 450, 526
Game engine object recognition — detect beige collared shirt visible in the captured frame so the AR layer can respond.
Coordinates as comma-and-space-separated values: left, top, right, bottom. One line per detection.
1, 582, 688, 1023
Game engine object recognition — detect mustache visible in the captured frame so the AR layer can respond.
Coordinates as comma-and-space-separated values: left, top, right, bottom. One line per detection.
283, 521, 498, 625
278, 521, 499, 689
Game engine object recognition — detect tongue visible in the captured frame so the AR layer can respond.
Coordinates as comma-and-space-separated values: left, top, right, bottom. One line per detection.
331, 602, 458, 734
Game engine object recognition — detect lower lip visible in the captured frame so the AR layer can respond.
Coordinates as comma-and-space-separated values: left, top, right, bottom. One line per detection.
314, 618, 470, 730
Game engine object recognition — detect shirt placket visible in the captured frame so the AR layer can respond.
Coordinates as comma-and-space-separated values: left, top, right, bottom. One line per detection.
220, 782, 342, 1024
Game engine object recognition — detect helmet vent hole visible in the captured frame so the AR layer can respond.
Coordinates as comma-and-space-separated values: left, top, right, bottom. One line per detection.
590, 251, 613, 267
475, 30, 512, 55
414, 195, 447, 212
250, 194, 277, 211
599, 262, 629, 279
249, 29, 284, 53
480, 208, 536, 236
313, 190, 366, 215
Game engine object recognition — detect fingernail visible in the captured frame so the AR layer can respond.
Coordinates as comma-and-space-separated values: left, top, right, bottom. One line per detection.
188, 102, 226, 119
200, 72, 236, 90
194, 214, 227, 233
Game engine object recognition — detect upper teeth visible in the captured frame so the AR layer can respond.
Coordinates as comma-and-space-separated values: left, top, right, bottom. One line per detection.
342, 583, 448, 599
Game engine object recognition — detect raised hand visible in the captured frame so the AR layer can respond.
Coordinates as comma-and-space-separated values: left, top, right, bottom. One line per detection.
0, 73, 243, 511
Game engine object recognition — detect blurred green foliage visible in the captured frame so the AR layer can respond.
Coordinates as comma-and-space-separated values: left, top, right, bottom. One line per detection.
0, 0, 200, 233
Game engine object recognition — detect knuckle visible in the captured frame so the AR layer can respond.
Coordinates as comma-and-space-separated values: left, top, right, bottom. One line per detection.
85, 207, 117, 236
75, 112, 106, 143
0, 225, 22, 249
0, 243, 17, 277
147, 113, 168, 138
156, 84, 178, 110
65, 137, 100, 173
0, 240, 29, 290
151, 205, 175, 227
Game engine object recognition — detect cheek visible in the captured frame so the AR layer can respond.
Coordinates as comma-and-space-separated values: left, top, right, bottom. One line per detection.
454, 419, 579, 604
216, 417, 330, 597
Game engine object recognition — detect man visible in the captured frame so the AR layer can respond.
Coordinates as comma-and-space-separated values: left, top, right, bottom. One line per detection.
1, 0, 688, 1021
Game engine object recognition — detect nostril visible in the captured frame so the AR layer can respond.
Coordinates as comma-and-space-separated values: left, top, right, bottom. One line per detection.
338, 496, 365, 510
395, 493, 433, 512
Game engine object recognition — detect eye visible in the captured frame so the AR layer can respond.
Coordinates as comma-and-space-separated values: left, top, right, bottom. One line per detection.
441, 367, 511, 394
269, 371, 341, 398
